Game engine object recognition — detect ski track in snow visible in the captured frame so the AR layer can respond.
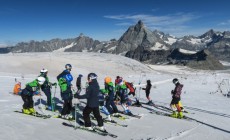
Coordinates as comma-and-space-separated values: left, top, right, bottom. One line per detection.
165, 124, 201, 140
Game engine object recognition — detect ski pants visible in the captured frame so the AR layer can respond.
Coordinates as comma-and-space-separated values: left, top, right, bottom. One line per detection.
61, 99, 72, 115
100, 105, 110, 116
105, 99, 118, 114
42, 88, 51, 106
21, 94, 34, 109
83, 106, 103, 127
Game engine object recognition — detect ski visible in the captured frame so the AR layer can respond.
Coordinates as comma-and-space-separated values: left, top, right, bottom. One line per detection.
14, 110, 51, 119
90, 115, 128, 127
62, 122, 118, 138
52, 114, 75, 121
149, 109, 192, 121
118, 111, 142, 119
112, 114, 129, 120
103, 119, 128, 127
94, 126, 118, 138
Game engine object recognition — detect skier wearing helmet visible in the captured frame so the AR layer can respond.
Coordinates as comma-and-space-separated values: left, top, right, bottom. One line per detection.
74, 73, 105, 131
57, 64, 74, 119
39, 68, 57, 111
20, 76, 45, 114
170, 78, 184, 118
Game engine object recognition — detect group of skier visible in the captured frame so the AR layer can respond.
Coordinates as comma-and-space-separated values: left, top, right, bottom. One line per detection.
18, 63, 184, 131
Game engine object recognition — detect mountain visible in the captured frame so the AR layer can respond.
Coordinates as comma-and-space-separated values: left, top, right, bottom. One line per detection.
1, 20, 230, 70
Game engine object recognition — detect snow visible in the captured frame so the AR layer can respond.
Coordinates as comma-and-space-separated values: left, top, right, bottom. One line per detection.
165, 37, 177, 45
151, 42, 168, 50
187, 38, 202, 45
53, 42, 76, 52
179, 48, 197, 54
1, 52, 230, 140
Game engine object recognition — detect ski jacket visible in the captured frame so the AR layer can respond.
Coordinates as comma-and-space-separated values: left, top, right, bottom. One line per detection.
75, 79, 100, 108
39, 74, 51, 89
125, 82, 135, 93
142, 83, 152, 94
76, 76, 82, 88
117, 84, 128, 103
22, 80, 40, 96
57, 70, 73, 100
172, 83, 183, 98
98, 89, 108, 106
105, 82, 115, 100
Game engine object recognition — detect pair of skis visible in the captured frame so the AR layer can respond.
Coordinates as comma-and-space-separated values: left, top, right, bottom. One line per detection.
62, 122, 118, 138
14, 110, 52, 119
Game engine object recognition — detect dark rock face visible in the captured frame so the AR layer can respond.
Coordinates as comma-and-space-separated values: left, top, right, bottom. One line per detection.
167, 49, 224, 70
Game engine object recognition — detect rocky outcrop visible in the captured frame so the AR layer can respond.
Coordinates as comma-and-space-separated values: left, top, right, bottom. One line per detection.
167, 49, 224, 70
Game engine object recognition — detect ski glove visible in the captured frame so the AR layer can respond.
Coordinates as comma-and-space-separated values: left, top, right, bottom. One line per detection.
33, 91, 40, 95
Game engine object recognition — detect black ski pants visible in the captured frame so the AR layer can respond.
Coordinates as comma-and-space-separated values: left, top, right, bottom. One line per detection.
83, 106, 103, 127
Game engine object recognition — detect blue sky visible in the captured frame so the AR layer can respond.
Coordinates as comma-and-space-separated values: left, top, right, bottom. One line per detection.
0, 0, 230, 47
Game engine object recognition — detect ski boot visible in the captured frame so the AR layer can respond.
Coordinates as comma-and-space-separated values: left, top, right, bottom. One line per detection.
85, 126, 94, 131
177, 112, 184, 119
170, 111, 178, 118
46, 106, 52, 111
96, 126, 106, 132
22, 109, 31, 115
28, 108, 36, 114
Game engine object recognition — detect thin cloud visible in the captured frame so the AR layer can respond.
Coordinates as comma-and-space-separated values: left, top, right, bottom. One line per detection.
104, 12, 202, 37
218, 20, 230, 26
104, 13, 200, 26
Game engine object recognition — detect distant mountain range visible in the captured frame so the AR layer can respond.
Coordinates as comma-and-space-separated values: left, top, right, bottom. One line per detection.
1, 20, 230, 70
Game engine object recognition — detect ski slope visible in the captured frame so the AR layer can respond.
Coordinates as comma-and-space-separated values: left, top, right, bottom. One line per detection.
0, 52, 230, 140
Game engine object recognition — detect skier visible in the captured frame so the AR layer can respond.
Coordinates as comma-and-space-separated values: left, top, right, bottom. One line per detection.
104, 76, 119, 116
13, 81, 22, 95
98, 89, 113, 121
170, 78, 184, 118
21, 76, 46, 114
125, 81, 140, 106
142, 80, 152, 104
39, 68, 57, 110
74, 73, 105, 131
116, 80, 132, 115
115, 76, 122, 86
57, 64, 74, 119
76, 74, 83, 93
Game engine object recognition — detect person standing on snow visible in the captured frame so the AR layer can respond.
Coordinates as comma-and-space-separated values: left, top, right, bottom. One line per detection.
116, 80, 132, 115
170, 78, 184, 118
39, 68, 57, 110
76, 74, 83, 93
125, 81, 140, 106
21, 77, 46, 114
57, 64, 74, 119
104, 76, 119, 116
98, 89, 113, 121
74, 73, 105, 131
142, 80, 152, 104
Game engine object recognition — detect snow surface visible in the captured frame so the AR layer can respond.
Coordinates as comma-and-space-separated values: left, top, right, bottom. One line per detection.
187, 38, 201, 45
165, 37, 177, 45
1, 52, 230, 140
179, 48, 197, 54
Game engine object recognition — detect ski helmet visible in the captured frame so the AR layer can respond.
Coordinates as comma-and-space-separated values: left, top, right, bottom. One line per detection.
79, 74, 83, 77
172, 78, 179, 84
40, 68, 48, 73
104, 76, 112, 84
37, 76, 46, 85
65, 64, 72, 70
88, 73, 97, 81
65, 74, 73, 82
